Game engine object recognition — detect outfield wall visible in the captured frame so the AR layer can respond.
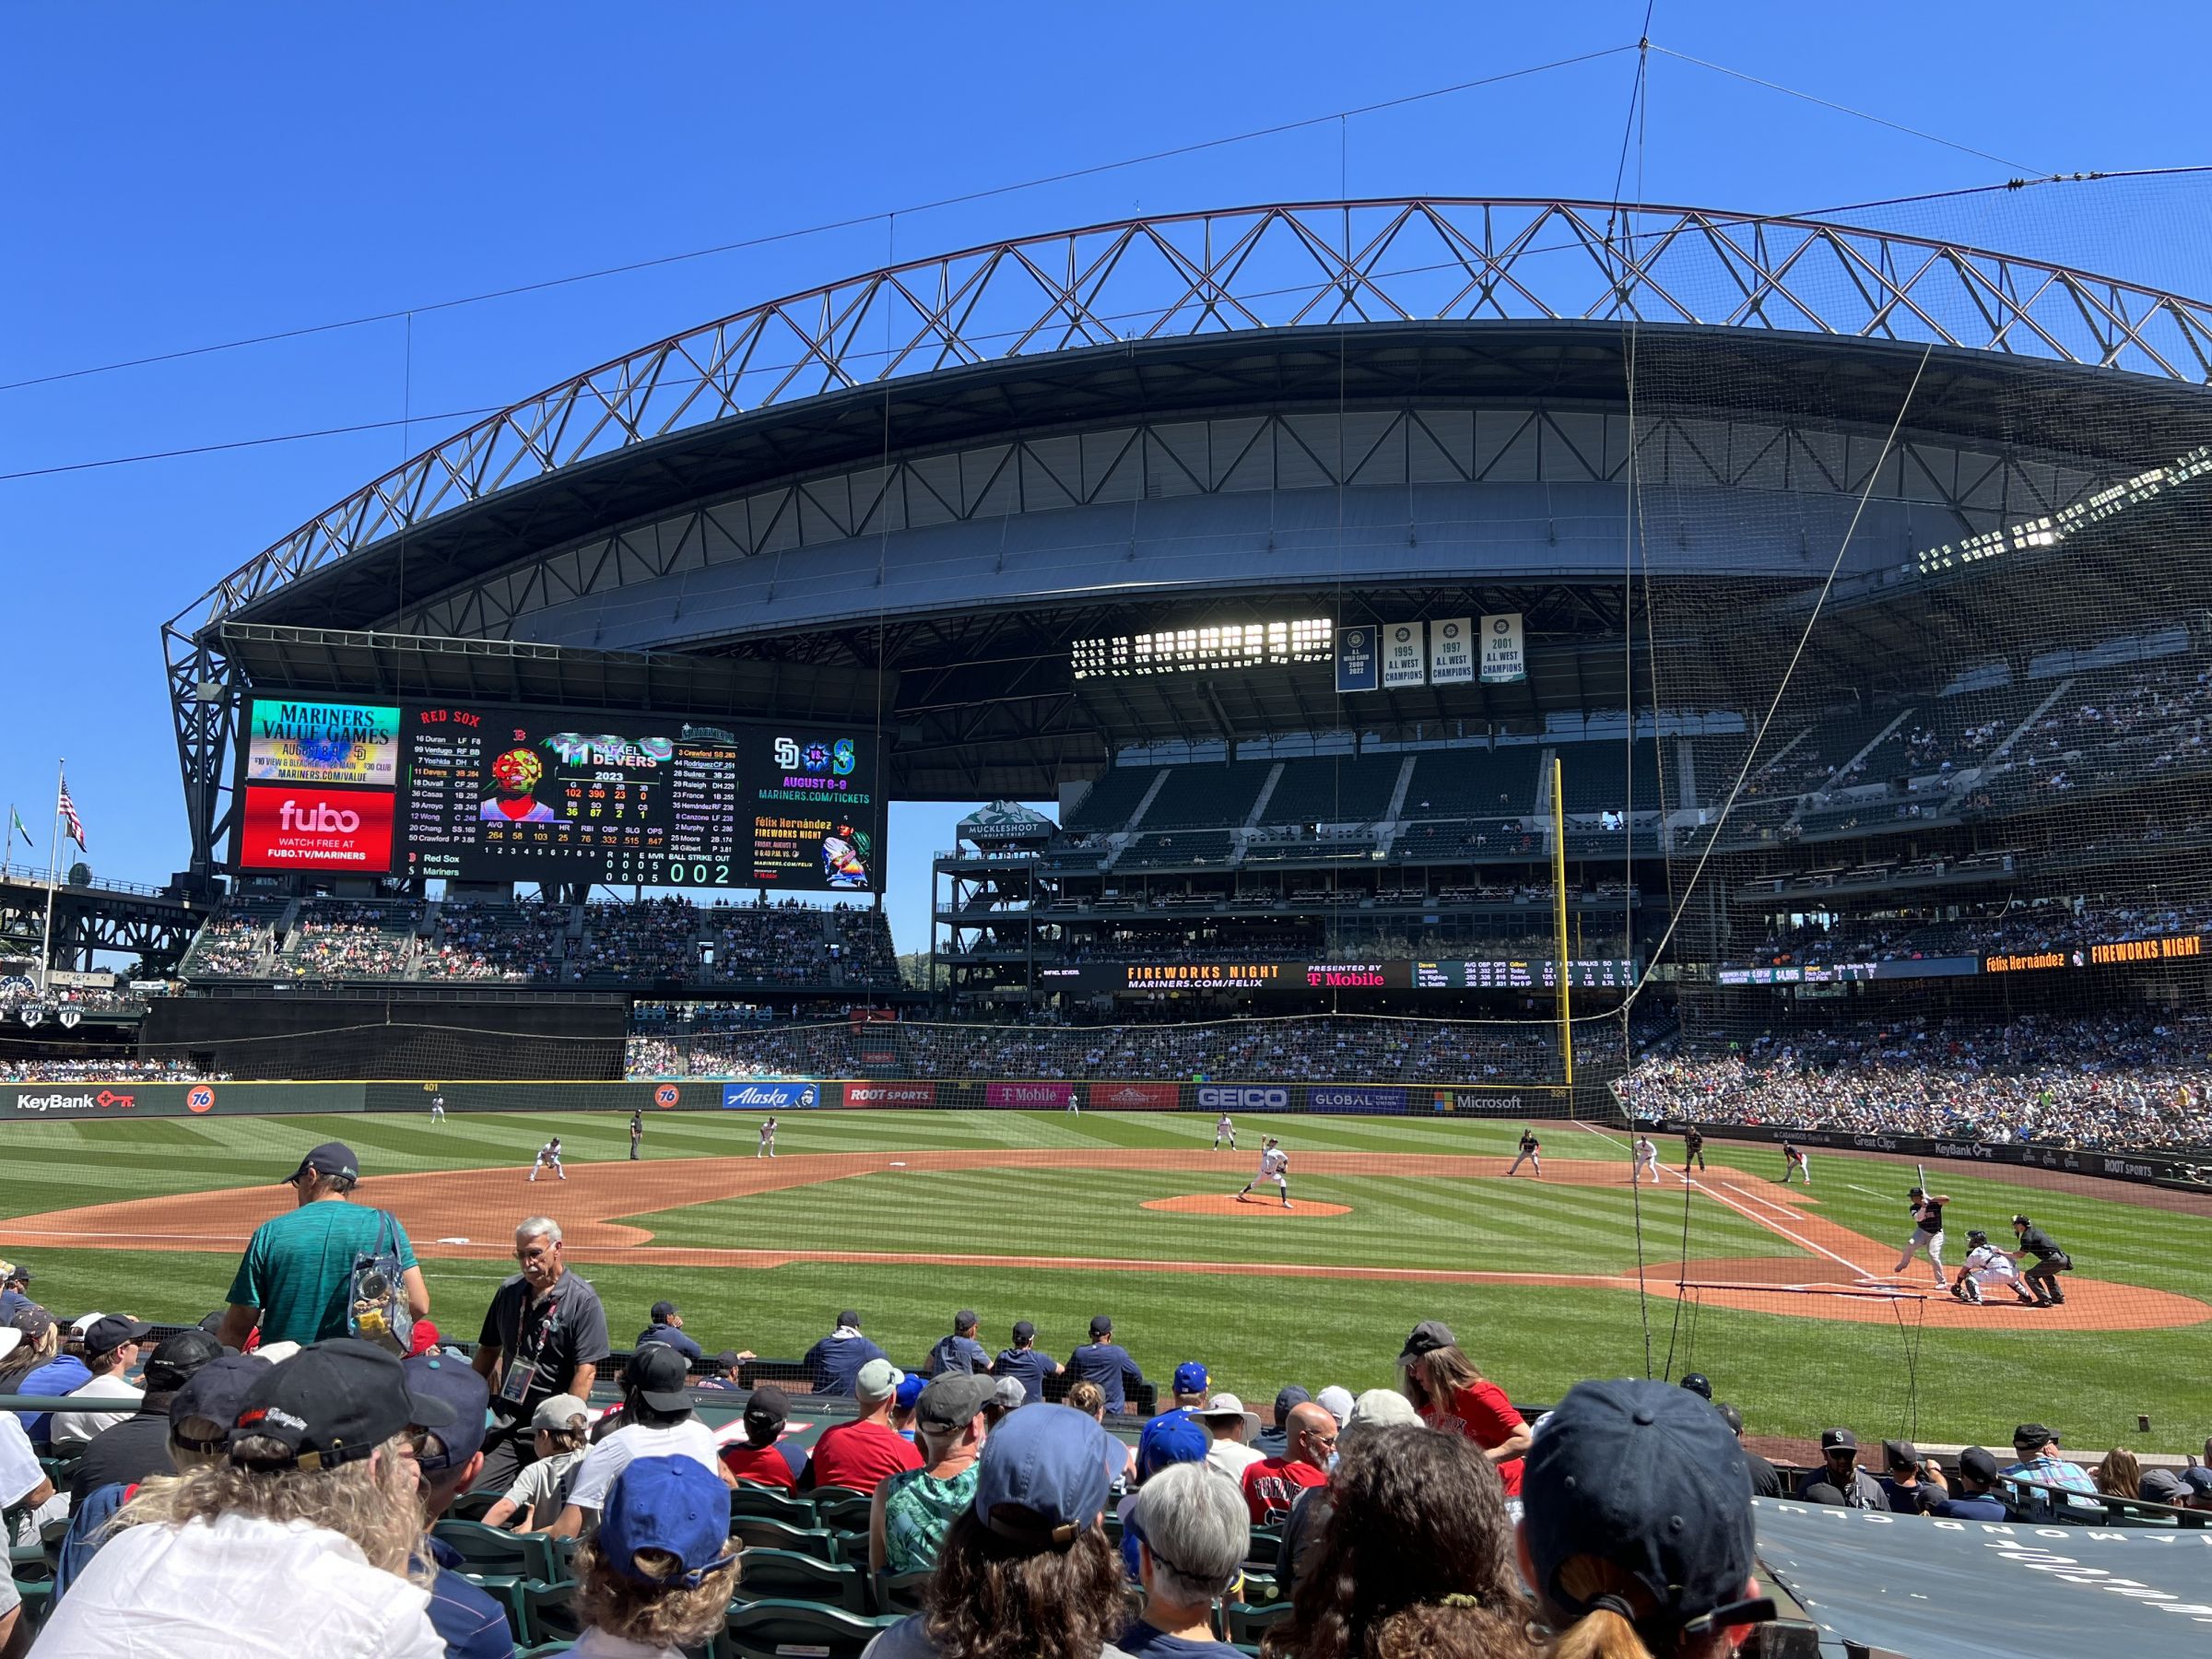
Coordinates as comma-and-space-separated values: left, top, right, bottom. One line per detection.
0, 1077, 1551, 1121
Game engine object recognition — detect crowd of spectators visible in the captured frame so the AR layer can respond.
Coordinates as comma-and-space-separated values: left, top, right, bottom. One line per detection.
425, 901, 568, 982
283, 900, 422, 980
627, 1012, 1559, 1084
1616, 1009, 2212, 1149
0, 1056, 226, 1083
180, 915, 271, 977
1743, 900, 2212, 970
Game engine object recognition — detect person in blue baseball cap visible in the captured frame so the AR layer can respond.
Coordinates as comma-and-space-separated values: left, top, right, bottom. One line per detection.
1170, 1361, 1209, 1410
1518, 1378, 1775, 1656
575, 1456, 739, 1655
865, 1404, 1132, 1659
402, 1354, 511, 1659
1117, 1408, 1209, 1582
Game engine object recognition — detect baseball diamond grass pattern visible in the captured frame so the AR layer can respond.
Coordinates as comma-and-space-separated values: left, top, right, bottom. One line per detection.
3, 1110, 2208, 1452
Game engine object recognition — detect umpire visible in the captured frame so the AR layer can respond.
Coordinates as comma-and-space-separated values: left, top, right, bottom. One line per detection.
2011, 1214, 2074, 1307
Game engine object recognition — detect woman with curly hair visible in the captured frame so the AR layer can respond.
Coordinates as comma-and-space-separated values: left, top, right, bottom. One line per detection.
1519, 1380, 1776, 1659
1260, 1423, 1538, 1659
863, 1403, 1135, 1659
1394, 1321, 1533, 1497
571, 1456, 740, 1659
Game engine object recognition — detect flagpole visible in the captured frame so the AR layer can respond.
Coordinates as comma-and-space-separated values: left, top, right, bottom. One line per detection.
39, 759, 63, 996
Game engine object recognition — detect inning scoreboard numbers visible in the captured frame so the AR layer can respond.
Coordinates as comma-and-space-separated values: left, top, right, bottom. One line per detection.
232, 695, 882, 892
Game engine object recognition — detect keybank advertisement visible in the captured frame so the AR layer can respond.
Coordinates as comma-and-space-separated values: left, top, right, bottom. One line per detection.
722, 1081, 820, 1110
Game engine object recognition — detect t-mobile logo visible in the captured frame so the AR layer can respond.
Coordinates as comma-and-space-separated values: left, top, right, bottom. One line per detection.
277, 799, 361, 832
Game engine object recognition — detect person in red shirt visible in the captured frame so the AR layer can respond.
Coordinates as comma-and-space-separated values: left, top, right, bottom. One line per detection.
801, 1359, 922, 1494
719, 1383, 809, 1489
1241, 1401, 1335, 1523
1395, 1320, 1532, 1496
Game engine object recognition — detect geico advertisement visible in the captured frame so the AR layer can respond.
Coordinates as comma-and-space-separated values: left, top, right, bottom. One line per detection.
238, 784, 395, 870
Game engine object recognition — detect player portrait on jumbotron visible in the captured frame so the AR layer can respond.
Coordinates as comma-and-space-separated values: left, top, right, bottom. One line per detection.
821, 826, 872, 888
479, 744, 568, 825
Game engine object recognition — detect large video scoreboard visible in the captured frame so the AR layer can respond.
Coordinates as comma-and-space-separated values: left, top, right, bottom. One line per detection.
232, 695, 883, 893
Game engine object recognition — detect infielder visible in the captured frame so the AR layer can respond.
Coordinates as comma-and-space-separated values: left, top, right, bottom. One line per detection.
1781, 1140, 1810, 1184
1631, 1134, 1662, 1184
1682, 1124, 1707, 1172
1506, 1128, 1542, 1177
1951, 1229, 2037, 1306
1213, 1113, 1236, 1151
429, 1093, 445, 1124
757, 1115, 778, 1159
528, 1137, 565, 1182
1893, 1187, 1949, 1286
2011, 1214, 2074, 1307
1238, 1138, 1293, 1209
629, 1109, 643, 1161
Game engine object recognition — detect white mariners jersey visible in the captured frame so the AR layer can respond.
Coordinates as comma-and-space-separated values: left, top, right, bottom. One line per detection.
1634, 1139, 1657, 1160
1258, 1147, 1289, 1177
1218, 1116, 1234, 1132
538, 1142, 559, 1160
1967, 1244, 2019, 1277
759, 1121, 775, 1136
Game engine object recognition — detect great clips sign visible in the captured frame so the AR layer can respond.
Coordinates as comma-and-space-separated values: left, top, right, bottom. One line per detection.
238, 785, 394, 872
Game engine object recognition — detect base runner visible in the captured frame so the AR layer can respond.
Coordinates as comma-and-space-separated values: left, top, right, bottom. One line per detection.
1238, 1138, 1293, 1209
1506, 1128, 1542, 1177
1781, 1140, 1810, 1184
527, 1137, 566, 1182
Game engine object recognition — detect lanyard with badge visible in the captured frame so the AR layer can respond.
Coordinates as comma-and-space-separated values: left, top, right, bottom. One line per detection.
499, 1282, 565, 1407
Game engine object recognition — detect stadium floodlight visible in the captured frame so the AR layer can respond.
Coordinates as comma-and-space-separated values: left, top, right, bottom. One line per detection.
1912, 443, 2212, 579
1071, 617, 1335, 679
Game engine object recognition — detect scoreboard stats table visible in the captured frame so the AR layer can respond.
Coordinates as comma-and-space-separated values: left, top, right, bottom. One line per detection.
234, 695, 883, 892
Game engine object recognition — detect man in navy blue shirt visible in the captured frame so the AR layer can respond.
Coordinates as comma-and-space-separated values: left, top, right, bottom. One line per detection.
1065, 1315, 1147, 1416
924, 1309, 990, 1376
991, 1319, 1063, 1405
636, 1300, 704, 1364
803, 1310, 886, 1396
406, 1353, 517, 1659
1923, 1446, 2010, 1521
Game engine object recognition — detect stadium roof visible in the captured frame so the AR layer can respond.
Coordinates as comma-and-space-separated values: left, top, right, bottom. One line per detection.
165, 197, 2212, 872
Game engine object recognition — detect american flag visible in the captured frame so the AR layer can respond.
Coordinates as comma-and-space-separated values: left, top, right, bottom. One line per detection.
57, 777, 86, 852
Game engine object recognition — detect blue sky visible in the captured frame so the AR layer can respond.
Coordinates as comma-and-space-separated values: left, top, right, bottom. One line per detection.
2, 3, 2205, 958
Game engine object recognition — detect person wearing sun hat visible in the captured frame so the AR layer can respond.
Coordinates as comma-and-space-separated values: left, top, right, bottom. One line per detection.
572, 1455, 740, 1659
862, 1403, 1135, 1659
1518, 1377, 1776, 1657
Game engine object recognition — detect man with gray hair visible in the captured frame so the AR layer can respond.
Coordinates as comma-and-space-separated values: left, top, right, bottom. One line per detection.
1124, 1460, 1249, 1659
469, 1217, 610, 1495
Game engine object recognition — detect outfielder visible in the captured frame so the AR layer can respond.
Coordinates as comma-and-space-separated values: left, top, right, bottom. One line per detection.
2011, 1214, 2074, 1307
1631, 1134, 1661, 1184
1506, 1127, 1542, 1177
1682, 1124, 1706, 1172
1213, 1113, 1236, 1151
1781, 1140, 1810, 1184
1894, 1187, 1949, 1286
528, 1137, 565, 1182
1238, 1138, 1293, 1209
1951, 1229, 2037, 1306
758, 1115, 778, 1159
429, 1093, 445, 1124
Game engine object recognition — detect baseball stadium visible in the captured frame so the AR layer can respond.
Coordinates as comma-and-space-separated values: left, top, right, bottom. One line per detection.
6, 189, 2212, 1648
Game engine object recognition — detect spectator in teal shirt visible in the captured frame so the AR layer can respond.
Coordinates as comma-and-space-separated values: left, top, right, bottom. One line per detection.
215, 1142, 429, 1348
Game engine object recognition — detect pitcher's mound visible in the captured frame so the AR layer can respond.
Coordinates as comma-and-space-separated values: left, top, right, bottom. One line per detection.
1142, 1194, 1350, 1218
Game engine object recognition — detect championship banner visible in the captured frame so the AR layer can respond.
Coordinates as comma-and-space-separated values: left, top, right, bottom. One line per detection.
1334, 626, 1380, 693
1428, 618, 1474, 684
1382, 622, 1426, 688
1479, 613, 1526, 684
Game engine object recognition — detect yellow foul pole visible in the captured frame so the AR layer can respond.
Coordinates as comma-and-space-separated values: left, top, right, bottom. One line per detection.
1551, 755, 1572, 1099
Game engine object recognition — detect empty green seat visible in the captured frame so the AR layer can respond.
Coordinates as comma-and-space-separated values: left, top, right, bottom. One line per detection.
432, 1519, 560, 1583
715, 1599, 895, 1659
729, 1516, 841, 1564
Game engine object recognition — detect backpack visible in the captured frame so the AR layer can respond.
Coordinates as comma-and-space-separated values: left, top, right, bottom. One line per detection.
347, 1209, 415, 1355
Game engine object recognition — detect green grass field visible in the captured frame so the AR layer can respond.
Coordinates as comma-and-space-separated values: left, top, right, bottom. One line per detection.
4, 1107, 2207, 1453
